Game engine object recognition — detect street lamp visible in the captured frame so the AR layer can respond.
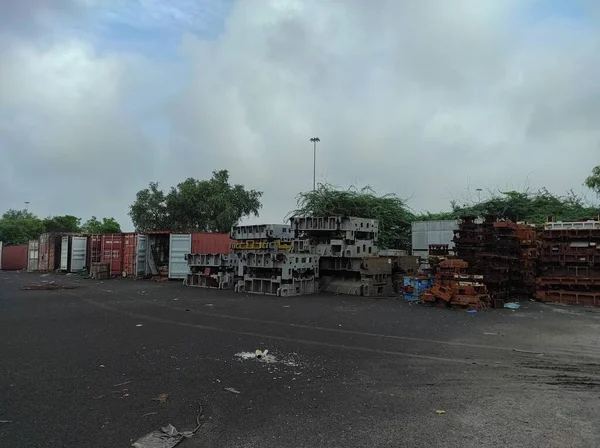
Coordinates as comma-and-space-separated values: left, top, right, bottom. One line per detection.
476, 189, 482, 203
24, 201, 30, 211
310, 137, 320, 191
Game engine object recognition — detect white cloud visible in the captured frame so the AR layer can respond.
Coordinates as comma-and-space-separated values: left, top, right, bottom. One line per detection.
1, 0, 599, 228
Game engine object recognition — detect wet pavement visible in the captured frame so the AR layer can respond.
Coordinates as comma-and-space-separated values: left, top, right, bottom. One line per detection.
1, 271, 600, 447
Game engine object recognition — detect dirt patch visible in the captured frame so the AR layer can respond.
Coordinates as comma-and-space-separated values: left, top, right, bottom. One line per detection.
22, 284, 79, 291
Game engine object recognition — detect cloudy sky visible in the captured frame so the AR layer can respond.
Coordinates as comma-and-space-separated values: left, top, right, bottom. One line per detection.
1, 0, 598, 230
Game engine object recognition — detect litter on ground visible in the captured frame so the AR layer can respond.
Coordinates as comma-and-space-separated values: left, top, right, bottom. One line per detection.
131, 404, 203, 448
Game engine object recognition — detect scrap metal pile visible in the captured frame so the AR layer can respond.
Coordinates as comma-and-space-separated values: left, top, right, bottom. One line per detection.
290, 216, 392, 297
421, 259, 491, 310
234, 223, 319, 297
536, 220, 600, 306
184, 216, 394, 297
453, 216, 531, 307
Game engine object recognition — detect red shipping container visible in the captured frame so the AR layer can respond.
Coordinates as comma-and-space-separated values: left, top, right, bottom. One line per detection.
191, 233, 232, 254
100, 234, 123, 276
39, 233, 60, 272
87, 235, 102, 266
122, 233, 140, 277
1, 244, 28, 270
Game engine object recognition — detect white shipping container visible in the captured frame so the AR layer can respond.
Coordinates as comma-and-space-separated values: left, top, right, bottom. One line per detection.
28, 240, 39, 271
168, 234, 192, 279
60, 235, 88, 272
411, 220, 459, 252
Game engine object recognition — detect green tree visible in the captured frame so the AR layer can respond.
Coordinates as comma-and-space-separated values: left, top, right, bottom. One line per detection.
129, 182, 170, 231
42, 215, 81, 233
290, 184, 415, 249
0, 209, 45, 245
415, 189, 599, 223
585, 165, 600, 197
129, 170, 263, 232
81, 216, 121, 234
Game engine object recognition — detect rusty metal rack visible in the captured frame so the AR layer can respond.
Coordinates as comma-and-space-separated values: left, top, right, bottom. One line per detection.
454, 216, 531, 307
535, 220, 600, 307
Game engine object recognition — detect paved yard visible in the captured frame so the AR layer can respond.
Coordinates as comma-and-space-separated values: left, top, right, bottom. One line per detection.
1, 271, 600, 447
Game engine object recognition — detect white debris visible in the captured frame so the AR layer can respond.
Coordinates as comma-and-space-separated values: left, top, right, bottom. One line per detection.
235, 350, 301, 367
235, 351, 277, 363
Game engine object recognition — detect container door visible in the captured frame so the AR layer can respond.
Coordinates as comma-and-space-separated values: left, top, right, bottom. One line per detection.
70, 237, 87, 272
122, 234, 137, 276
137, 235, 147, 276
168, 234, 191, 279
60, 236, 69, 271
28, 240, 39, 271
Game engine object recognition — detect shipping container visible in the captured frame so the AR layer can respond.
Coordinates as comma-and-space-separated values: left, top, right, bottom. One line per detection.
411, 220, 460, 256
28, 240, 39, 271
191, 232, 233, 254
88, 234, 102, 266
100, 234, 123, 276
1, 244, 28, 270
123, 233, 148, 277
145, 232, 171, 276
59, 235, 88, 272
168, 234, 192, 279
39, 233, 61, 272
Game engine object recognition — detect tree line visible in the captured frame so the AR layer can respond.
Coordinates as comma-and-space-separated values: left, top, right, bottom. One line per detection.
0, 212, 121, 246
2, 166, 598, 249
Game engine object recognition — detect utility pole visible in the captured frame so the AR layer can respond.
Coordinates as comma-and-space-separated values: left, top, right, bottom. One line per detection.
310, 137, 320, 191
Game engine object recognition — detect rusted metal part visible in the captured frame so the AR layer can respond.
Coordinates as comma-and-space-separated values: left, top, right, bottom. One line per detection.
539, 265, 600, 277
536, 222, 600, 306
536, 277, 600, 287
542, 229, 600, 240
424, 257, 491, 310
535, 290, 600, 306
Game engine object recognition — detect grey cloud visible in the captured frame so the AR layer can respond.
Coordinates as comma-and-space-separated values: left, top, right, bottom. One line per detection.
1, 0, 600, 229
0, 0, 87, 36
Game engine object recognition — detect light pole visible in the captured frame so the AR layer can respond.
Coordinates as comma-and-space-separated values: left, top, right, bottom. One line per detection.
24, 201, 30, 211
476, 188, 482, 203
310, 137, 320, 191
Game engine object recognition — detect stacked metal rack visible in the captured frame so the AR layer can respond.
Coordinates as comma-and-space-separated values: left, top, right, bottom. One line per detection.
184, 253, 239, 289
454, 216, 530, 307
515, 223, 538, 296
233, 224, 320, 297
290, 216, 393, 297
536, 220, 600, 306
453, 216, 484, 269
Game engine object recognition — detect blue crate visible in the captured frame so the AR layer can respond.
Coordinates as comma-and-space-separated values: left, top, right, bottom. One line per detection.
403, 293, 421, 302
402, 276, 433, 296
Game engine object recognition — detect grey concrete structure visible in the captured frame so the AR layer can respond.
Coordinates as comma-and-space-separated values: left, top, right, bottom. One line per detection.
231, 224, 293, 241
185, 253, 239, 290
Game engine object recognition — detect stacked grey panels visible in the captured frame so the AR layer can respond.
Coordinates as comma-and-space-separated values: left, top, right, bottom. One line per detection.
290, 216, 392, 297
185, 252, 238, 290
232, 224, 319, 296
231, 224, 293, 242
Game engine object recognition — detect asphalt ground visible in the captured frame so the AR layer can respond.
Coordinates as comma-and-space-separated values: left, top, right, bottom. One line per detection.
1, 271, 600, 447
